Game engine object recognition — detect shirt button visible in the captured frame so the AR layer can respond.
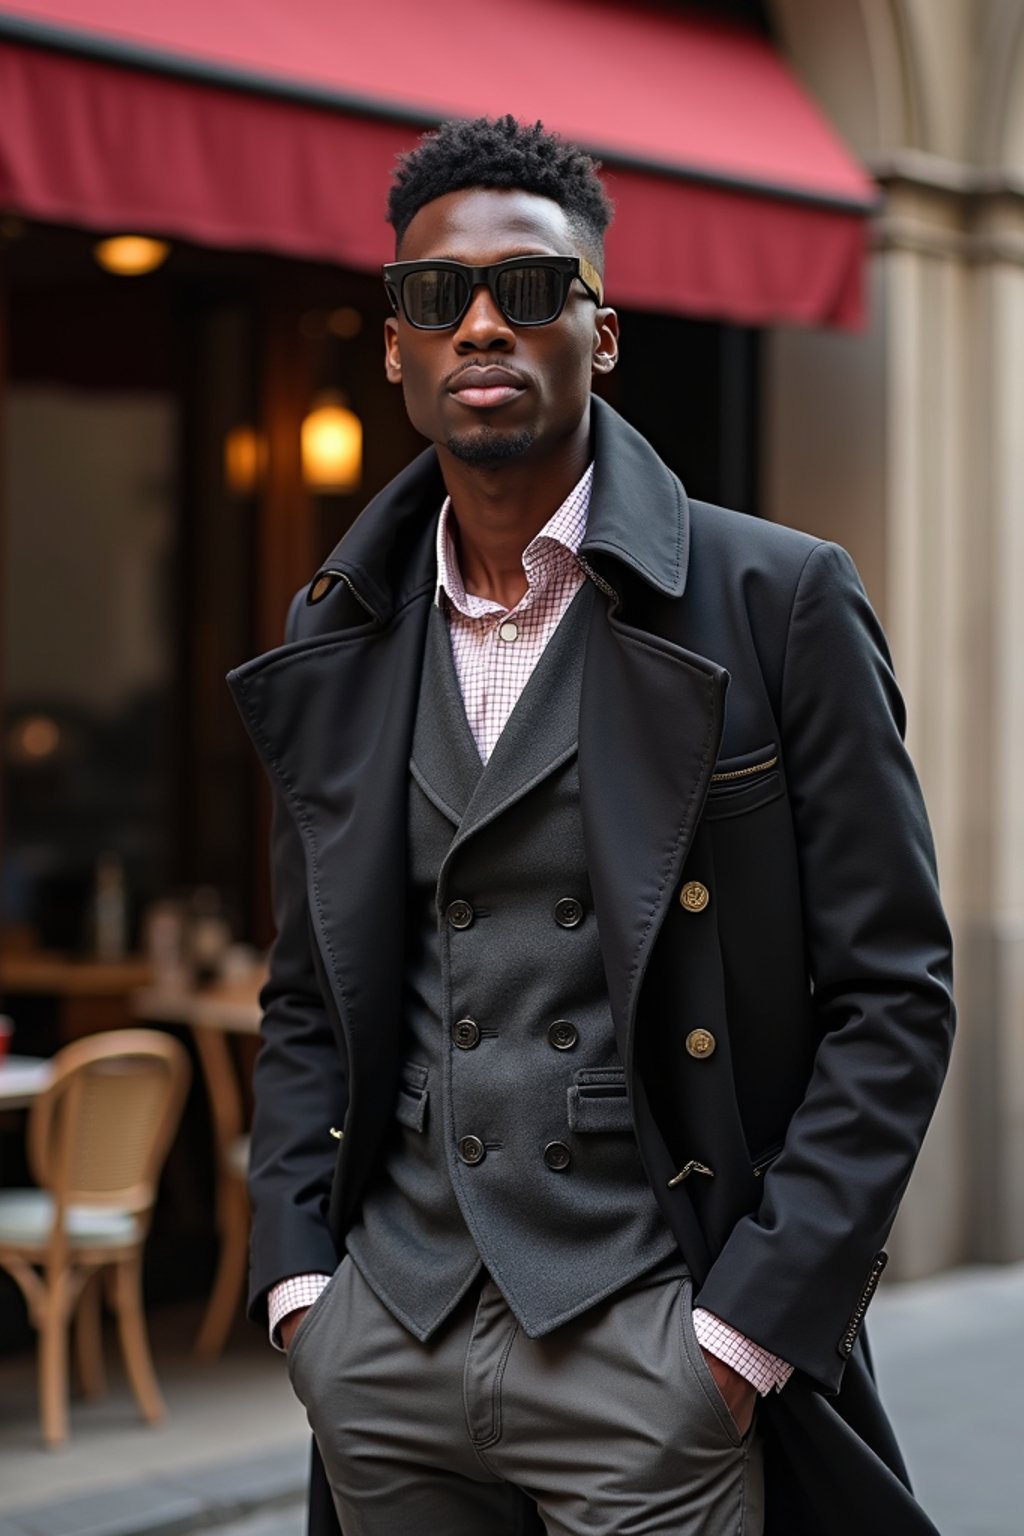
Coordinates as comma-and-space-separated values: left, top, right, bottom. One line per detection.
554, 897, 584, 929
497, 619, 519, 643
544, 1141, 571, 1172
547, 1020, 578, 1051
457, 1135, 486, 1165
446, 900, 474, 930
452, 1018, 481, 1050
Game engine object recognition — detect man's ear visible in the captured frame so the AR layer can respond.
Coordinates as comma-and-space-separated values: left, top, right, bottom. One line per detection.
384, 317, 402, 383
592, 308, 619, 376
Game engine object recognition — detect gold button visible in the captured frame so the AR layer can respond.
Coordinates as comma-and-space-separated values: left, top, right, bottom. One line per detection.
679, 880, 709, 913
686, 1028, 716, 1059
309, 574, 335, 604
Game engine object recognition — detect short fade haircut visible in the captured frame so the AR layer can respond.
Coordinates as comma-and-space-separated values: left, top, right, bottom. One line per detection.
387, 114, 614, 270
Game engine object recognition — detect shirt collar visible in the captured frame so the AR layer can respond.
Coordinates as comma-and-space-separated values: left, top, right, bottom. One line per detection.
435, 462, 594, 617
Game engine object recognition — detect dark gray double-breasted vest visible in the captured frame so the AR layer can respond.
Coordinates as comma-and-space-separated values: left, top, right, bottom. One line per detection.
345, 582, 678, 1340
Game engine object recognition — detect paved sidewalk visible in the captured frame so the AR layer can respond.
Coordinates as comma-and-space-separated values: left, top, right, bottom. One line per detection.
0, 1268, 1021, 1536
870, 1263, 1024, 1536
0, 1304, 307, 1536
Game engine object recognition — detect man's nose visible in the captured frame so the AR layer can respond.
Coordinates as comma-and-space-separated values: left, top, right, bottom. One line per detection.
453, 285, 515, 351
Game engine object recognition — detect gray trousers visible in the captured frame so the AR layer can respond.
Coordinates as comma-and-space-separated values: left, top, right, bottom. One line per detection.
287, 1255, 764, 1536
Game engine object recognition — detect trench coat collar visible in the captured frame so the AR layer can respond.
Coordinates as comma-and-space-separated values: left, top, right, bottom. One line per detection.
308, 397, 690, 624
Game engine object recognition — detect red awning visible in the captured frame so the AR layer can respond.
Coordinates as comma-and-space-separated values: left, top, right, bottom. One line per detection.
0, 1, 876, 328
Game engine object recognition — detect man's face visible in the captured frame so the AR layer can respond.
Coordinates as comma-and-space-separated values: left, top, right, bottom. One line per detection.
384, 187, 618, 469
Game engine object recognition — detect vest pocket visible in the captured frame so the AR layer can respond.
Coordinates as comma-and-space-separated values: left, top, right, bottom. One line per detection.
395, 1063, 429, 1132
703, 743, 783, 822
567, 1067, 633, 1133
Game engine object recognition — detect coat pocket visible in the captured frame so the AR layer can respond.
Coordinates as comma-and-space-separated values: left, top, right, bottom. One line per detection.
704, 743, 783, 822
567, 1066, 633, 1133
395, 1063, 429, 1132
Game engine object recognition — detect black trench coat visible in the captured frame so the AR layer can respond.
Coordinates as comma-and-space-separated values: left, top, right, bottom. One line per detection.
229, 398, 954, 1536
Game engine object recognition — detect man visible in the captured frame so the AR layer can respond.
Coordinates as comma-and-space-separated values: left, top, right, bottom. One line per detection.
228, 116, 954, 1536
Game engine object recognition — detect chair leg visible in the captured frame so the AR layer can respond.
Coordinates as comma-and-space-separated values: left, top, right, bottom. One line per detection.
37, 1281, 71, 1448
111, 1253, 165, 1424
195, 1179, 249, 1360
74, 1270, 107, 1399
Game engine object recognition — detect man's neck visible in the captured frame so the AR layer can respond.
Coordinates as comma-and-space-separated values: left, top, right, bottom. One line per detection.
439, 432, 590, 611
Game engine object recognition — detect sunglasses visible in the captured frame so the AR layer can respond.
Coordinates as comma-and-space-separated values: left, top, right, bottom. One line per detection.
382, 255, 604, 330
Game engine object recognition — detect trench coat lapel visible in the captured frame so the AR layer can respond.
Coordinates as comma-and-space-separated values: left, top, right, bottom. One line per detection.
577, 400, 729, 1071
577, 402, 729, 1279
228, 585, 432, 1129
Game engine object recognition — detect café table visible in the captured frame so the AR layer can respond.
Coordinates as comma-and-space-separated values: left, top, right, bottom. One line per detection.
0, 953, 153, 1042
132, 974, 263, 1357
0, 1054, 54, 1111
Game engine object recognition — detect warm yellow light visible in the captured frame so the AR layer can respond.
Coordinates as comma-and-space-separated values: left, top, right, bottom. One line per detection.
9, 715, 61, 763
224, 425, 267, 495
328, 307, 363, 339
94, 236, 171, 276
301, 394, 362, 492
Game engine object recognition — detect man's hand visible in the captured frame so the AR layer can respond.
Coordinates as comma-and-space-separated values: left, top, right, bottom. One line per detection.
701, 1349, 757, 1435
280, 1307, 311, 1353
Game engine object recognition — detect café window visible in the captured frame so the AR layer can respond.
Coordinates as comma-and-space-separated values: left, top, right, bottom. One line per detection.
3, 384, 177, 954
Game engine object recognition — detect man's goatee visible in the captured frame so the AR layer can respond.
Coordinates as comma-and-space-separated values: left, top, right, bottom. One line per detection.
446, 428, 536, 467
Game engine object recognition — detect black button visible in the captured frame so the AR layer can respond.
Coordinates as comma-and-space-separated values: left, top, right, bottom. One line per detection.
554, 897, 583, 929
453, 1018, 481, 1050
543, 1141, 571, 1171
458, 1135, 485, 1165
547, 1020, 578, 1051
447, 900, 474, 930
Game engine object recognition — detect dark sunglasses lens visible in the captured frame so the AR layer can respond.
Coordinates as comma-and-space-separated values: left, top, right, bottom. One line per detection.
402, 268, 469, 327
496, 265, 564, 324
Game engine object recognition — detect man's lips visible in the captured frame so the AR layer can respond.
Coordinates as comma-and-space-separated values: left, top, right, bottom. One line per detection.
447, 367, 528, 410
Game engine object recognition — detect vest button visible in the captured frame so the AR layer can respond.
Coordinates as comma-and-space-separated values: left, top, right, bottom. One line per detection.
554, 897, 584, 929
447, 900, 475, 930
457, 1135, 485, 1165
685, 1028, 717, 1059
453, 1018, 481, 1050
679, 880, 710, 913
547, 1020, 578, 1051
543, 1141, 571, 1171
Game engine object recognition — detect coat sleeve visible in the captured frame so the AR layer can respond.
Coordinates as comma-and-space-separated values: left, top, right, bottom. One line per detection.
245, 595, 348, 1323
693, 541, 955, 1394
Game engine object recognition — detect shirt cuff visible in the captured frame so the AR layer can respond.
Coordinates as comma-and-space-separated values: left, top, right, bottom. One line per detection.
692, 1308, 794, 1395
267, 1273, 332, 1350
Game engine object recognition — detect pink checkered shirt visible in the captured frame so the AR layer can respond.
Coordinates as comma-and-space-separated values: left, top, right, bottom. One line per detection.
268, 465, 792, 1394
435, 462, 592, 761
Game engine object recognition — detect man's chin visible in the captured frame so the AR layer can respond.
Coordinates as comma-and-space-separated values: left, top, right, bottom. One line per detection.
445, 427, 536, 468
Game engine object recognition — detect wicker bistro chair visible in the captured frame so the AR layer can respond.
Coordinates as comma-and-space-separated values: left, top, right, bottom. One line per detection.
0, 1029, 190, 1446
189, 1011, 250, 1360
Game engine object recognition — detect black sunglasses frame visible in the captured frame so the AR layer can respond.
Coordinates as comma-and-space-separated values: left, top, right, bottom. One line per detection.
382, 254, 604, 330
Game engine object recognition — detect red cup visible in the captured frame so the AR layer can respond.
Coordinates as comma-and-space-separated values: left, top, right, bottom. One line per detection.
0, 1016, 13, 1063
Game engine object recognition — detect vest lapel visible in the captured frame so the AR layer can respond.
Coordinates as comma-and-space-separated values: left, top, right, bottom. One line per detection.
409, 604, 484, 828
447, 580, 596, 857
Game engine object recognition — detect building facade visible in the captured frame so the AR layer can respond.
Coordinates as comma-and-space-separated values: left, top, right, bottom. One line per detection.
765, 0, 1024, 1273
